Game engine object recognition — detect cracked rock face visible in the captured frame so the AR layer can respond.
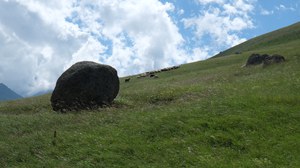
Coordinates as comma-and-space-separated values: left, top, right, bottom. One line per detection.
51, 61, 119, 112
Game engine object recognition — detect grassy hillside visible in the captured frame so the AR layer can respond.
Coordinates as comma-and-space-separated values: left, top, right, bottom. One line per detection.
214, 22, 300, 58
0, 23, 300, 167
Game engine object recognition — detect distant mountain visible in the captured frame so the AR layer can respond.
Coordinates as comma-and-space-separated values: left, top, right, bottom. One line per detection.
32, 89, 52, 97
0, 83, 23, 101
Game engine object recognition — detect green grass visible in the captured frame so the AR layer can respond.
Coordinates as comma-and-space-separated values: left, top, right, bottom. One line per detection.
1, 23, 300, 167
214, 22, 300, 57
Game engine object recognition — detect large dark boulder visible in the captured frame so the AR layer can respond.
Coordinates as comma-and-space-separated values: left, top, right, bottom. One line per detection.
263, 54, 285, 65
51, 61, 119, 112
246, 53, 285, 66
246, 53, 269, 66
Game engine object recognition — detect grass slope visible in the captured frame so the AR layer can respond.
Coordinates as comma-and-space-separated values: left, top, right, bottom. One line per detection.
214, 22, 300, 58
0, 23, 300, 167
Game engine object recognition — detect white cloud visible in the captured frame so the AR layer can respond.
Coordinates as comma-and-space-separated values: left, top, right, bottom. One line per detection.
0, 0, 82, 96
188, 47, 210, 62
66, 37, 107, 69
278, 4, 286, 10
0, 0, 258, 96
178, 9, 185, 15
76, 0, 186, 74
0, 0, 187, 96
183, 0, 254, 52
197, 0, 224, 5
260, 8, 274, 15
276, 4, 295, 11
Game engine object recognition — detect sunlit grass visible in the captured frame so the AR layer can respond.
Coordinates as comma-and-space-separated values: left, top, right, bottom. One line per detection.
0, 24, 300, 167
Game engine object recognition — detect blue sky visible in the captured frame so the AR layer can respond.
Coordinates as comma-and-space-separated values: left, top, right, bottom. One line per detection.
0, 0, 299, 96
165, 0, 300, 50
247, 1, 299, 37
188, 1, 298, 34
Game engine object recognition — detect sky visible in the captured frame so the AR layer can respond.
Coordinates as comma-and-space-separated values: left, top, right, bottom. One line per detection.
0, 0, 299, 97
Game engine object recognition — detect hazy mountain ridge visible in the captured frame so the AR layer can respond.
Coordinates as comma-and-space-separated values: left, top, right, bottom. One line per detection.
0, 83, 22, 101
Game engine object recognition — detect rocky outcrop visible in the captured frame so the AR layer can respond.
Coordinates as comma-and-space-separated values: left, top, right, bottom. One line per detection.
245, 54, 285, 66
